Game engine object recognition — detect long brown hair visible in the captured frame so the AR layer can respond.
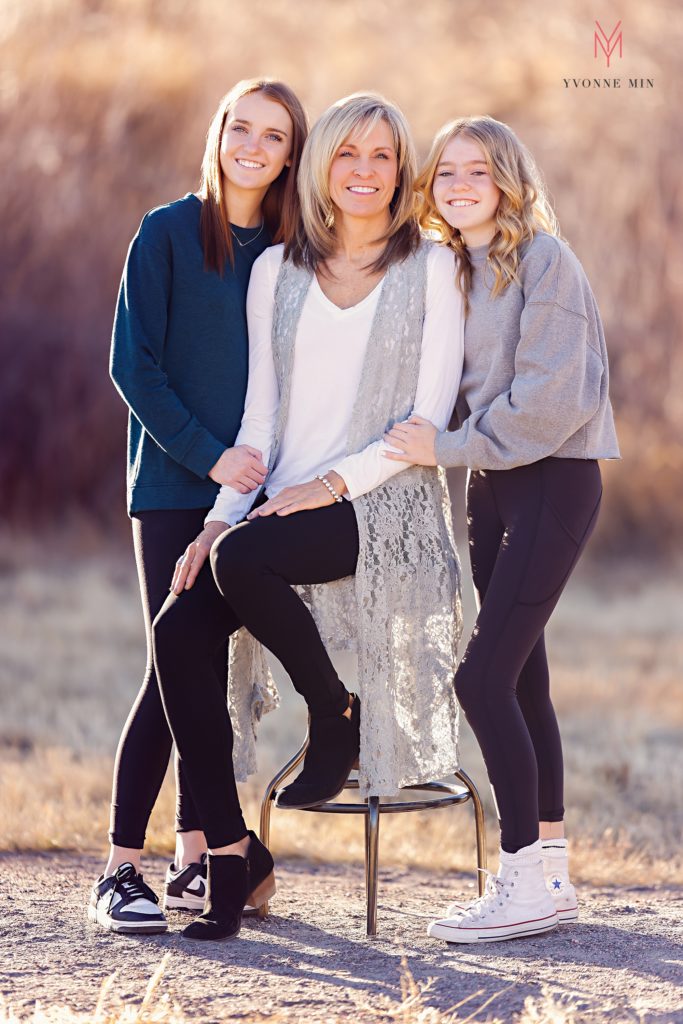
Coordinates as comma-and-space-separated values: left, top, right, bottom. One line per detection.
198, 79, 308, 275
418, 116, 559, 315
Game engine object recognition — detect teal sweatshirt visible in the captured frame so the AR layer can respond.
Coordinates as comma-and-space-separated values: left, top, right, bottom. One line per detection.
110, 193, 269, 513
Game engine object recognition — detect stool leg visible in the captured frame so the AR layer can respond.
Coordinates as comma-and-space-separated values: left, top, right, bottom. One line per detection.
455, 768, 487, 896
258, 731, 310, 918
365, 796, 380, 937
258, 787, 274, 919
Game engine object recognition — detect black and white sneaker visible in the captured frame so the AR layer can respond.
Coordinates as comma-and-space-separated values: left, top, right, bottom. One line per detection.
164, 854, 207, 911
87, 862, 168, 934
164, 853, 260, 914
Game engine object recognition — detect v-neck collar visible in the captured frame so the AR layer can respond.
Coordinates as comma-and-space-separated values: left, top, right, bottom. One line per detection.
311, 273, 386, 316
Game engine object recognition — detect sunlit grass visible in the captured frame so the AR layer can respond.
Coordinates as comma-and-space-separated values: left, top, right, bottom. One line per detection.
0, 537, 681, 885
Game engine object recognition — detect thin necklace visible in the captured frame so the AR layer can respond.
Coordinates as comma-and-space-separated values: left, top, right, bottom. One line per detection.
231, 222, 264, 248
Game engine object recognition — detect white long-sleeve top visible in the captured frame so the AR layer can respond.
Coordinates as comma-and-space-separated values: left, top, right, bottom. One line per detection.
206, 243, 464, 526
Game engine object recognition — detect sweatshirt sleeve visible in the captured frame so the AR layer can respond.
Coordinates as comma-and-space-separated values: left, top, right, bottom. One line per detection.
205, 248, 281, 526
109, 229, 225, 479
434, 286, 604, 472
332, 245, 464, 499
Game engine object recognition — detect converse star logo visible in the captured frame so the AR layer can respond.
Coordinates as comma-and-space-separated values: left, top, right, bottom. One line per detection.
552, 878, 563, 890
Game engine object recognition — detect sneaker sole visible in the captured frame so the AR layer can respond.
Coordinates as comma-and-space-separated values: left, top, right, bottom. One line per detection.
87, 903, 168, 934
449, 901, 579, 924
163, 894, 205, 911
429, 912, 559, 944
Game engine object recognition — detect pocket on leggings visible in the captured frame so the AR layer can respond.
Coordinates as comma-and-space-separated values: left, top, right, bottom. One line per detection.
519, 494, 602, 606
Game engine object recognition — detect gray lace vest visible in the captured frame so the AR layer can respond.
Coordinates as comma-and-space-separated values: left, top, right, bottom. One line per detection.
227, 240, 463, 796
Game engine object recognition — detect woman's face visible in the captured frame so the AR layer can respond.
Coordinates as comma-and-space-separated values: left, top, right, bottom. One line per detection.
328, 118, 399, 223
220, 92, 293, 193
432, 134, 502, 247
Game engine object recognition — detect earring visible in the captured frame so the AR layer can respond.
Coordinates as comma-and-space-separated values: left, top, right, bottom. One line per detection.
324, 208, 335, 229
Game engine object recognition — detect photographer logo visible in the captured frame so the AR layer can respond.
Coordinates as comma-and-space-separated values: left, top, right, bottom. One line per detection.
594, 20, 622, 67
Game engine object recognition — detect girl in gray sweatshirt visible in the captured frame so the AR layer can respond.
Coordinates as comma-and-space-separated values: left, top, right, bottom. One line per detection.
385, 115, 619, 945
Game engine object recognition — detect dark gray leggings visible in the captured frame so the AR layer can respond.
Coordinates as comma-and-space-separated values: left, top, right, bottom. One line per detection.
456, 457, 602, 853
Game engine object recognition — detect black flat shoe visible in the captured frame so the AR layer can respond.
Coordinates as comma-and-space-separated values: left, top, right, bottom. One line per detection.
182, 853, 248, 941
276, 695, 361, 810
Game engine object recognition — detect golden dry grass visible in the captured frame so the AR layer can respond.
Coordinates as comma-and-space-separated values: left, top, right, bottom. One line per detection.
0, 530, 681, 886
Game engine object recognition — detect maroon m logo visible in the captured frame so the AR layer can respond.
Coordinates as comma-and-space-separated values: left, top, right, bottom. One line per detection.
594, 20, 623, 67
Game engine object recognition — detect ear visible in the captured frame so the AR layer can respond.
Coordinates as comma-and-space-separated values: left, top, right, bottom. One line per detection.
285, 158, 292, 168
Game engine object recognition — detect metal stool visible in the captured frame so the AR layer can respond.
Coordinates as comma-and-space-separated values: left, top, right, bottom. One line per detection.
259, 727, 487, 936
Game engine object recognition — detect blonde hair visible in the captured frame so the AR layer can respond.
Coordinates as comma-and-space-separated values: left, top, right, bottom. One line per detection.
292, 92, 420, 272
418, 115, 559, 313
198, 79, 308, 274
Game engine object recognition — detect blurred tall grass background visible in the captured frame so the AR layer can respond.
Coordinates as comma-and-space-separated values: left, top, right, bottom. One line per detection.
0, 0, 682, 877
1, 0, 682, 549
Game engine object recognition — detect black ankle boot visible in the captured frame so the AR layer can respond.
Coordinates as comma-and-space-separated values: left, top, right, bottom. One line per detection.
244, 831, 276, 911
182, 853, 249, 941
276, 695, 361, 809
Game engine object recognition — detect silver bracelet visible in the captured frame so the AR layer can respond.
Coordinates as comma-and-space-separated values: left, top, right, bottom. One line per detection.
315, 474, 343, 503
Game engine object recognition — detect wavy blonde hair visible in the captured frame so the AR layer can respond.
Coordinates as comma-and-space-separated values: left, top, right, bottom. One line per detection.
291, 92, 420, 273
418, 116, 559, 313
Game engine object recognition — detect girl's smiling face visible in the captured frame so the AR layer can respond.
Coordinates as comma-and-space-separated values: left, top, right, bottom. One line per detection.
432, 134, 502, 247
220, 91, 293, 193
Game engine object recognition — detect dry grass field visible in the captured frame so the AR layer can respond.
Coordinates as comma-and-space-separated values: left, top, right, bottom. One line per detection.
1, 522, 681, 886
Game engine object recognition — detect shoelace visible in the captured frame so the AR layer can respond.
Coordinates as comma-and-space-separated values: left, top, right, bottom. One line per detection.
115, 872, 158, 907
458, 869, 514, 920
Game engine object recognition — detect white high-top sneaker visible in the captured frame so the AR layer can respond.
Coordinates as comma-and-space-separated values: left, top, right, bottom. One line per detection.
541, 838, 578, 922
428, 840, 559, 943
445, 838, 579, 925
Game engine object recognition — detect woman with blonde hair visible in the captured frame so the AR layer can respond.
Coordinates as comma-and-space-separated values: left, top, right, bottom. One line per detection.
89, 79, 308, 935
153, 92, 465, 940
385, 115, 619, 943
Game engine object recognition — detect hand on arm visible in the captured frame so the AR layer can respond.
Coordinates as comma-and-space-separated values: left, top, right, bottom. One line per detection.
383, 416, 438, 465
246, 472, 347, 519
171, 521, 229, 594
208, 445, 268, 492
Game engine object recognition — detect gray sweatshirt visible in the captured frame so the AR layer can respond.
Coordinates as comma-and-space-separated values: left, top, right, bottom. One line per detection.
434, 231, 620, 470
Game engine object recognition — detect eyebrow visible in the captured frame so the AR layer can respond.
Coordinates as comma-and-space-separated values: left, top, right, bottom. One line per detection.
339, 142, 394, 152
232, 118, 289, 136
437, 159, 488, 168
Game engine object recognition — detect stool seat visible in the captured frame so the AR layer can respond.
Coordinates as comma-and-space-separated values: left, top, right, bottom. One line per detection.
259, 730, 487, 936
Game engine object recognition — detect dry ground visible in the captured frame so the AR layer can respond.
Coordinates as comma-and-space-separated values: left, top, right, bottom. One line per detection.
1, 854, 682, 1024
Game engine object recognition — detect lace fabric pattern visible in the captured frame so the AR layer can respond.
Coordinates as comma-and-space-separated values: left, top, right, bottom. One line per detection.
227, 240, 463, 795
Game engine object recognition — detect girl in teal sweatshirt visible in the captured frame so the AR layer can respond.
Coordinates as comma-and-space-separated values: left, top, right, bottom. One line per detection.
88, 80, 307, 936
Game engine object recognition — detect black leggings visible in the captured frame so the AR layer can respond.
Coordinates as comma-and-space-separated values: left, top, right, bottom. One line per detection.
456, 457, 602, 853
153, 500, 360, 849
109, 508, 227, 849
